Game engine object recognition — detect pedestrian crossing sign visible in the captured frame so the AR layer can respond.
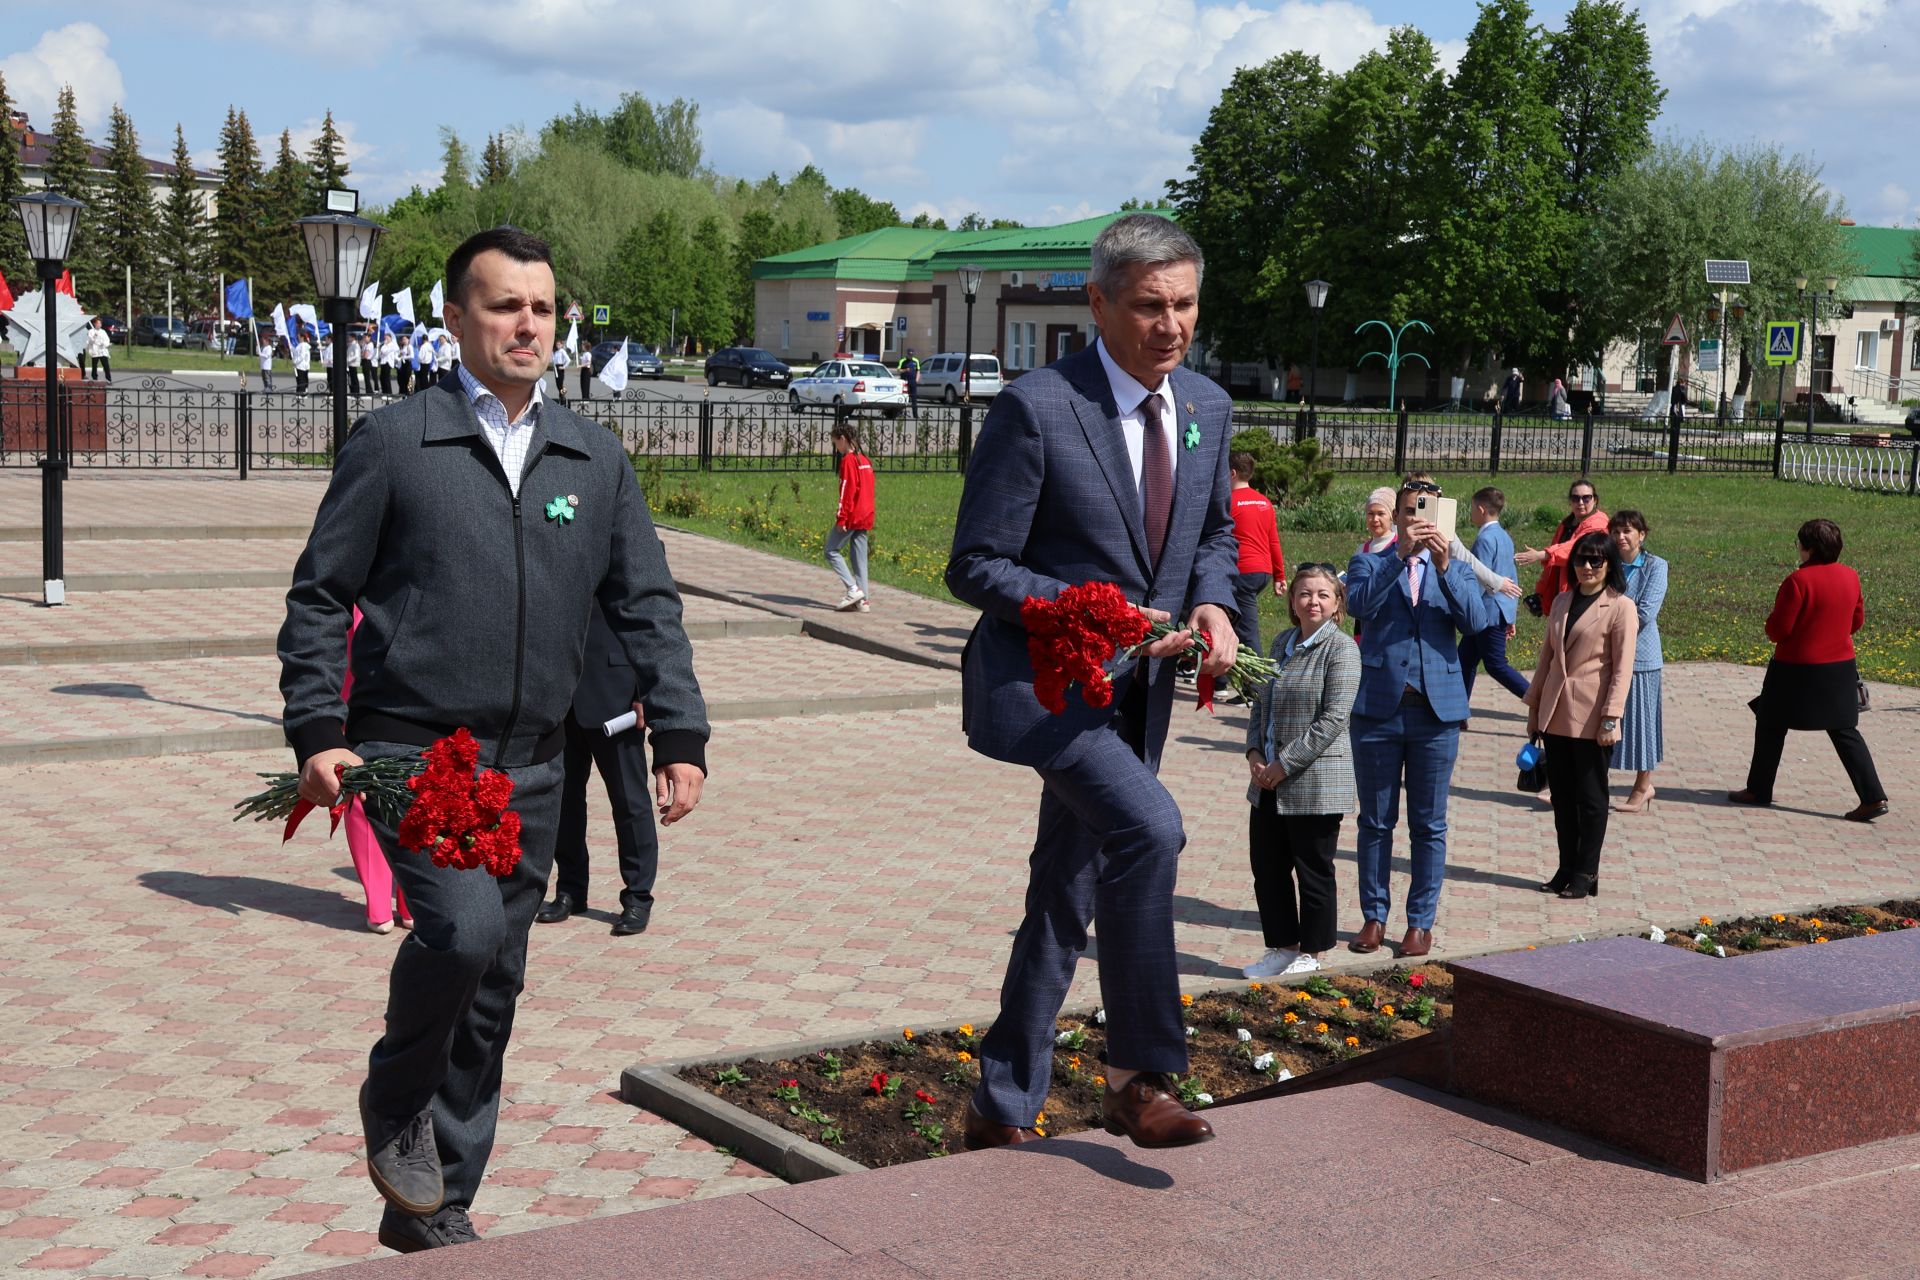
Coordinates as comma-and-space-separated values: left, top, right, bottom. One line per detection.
1765, 321, 1800, 366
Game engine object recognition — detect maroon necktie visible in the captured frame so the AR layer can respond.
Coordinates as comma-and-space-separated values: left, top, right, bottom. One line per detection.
1140, 394, 1172, 569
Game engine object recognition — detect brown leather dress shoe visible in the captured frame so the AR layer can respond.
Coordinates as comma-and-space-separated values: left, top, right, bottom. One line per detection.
1349, 919, 1386, 954
1399, 927, 1433, 958
1844, 799, 1889, 823
961, 1100, 1033, 1152
1101, 1073, 1215, 1149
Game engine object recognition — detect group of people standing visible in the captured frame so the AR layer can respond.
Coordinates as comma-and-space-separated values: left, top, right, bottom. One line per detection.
257, 327, 458, 396
1235, 473, 1888, 979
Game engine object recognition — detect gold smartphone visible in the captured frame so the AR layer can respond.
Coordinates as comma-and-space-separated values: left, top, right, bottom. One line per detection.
1416, 493, 1459, 532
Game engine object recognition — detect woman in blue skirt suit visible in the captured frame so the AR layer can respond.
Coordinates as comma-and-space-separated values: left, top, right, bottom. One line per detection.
1608, 510, 1666, 812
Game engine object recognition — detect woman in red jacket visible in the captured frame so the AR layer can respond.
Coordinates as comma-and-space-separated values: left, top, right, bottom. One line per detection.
1515, 476, 1608, 613
1729, 519, 1887, 821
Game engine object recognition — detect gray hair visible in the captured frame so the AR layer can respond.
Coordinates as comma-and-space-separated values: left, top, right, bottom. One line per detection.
1089, 213, 1204, 296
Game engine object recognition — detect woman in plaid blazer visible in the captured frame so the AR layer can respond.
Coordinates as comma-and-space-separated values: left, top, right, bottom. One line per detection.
1241, 564, 1362, 978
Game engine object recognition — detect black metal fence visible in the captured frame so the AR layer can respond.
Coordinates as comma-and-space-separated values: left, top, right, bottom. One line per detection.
0, 378, 1822, 480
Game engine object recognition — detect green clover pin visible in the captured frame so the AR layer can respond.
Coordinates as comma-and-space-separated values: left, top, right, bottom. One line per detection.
544, 493, 577, 523
1183, 421, 1201, 450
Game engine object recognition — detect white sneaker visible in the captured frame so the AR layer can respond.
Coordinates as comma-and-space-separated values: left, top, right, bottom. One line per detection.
855, 600, 870, 612
1280, 953, 1322, 976
834, 590, 866, 612
1242, 948, 1298, 979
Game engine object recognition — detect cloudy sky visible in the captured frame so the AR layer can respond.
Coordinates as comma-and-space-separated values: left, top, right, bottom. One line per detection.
3, 1, 1912, 229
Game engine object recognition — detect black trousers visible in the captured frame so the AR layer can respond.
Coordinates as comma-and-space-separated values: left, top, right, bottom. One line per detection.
361, 360, 376, 394
1744, 718, 1885, 806
397, 362, 413, 396
1543, 732, 1610, 879
378, 365, 392, 396
579, 367, 592, 399
1247, 795, 1341, 953
347, 365, 361, 395
294, 369, 309, 395
551, 718, 659, 910
89, 356, 111, 381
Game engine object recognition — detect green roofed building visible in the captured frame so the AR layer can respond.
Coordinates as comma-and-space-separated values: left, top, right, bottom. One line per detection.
751, 211, 1147, 374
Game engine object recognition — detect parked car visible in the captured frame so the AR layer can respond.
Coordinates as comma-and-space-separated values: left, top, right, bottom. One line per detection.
134, 315, 191, 347
918, 352, 1003, 402
587, 339, 666, 380
181, 319, 225, 350
92, 315, 130, 343
789, 358, 908, 417
705, 346, 792, 388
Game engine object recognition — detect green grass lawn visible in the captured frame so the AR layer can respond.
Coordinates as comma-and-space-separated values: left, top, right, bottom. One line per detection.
651, 466, 1920, 686
73, 345, 252, 373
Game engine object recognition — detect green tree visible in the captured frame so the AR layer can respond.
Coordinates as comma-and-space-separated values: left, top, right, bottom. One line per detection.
1169, 51, 1329, 370
157, 124, 212, 320
731, 207, 778, 342
543, 93, 703, 177
213, 107, 266, 287
438, 127, 472, 190
829, 186, 899, 237
480, 133, 512, 186
907, 211, 948, 230
609, 208, 693, 345
305, 109, 349, 203
259, 129, 309, 302
42, 85, 103, 305
97, 104, 157, 315
0, 74, 29, 288
683, 213, 733, 352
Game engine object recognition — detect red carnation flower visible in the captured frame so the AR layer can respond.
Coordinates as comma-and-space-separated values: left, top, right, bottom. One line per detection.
868, 1072, 888, 1095
1408, 973, 1426, 989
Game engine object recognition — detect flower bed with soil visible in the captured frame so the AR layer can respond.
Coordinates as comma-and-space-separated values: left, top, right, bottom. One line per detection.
683, 961, 1451, 1170
1649, 897, 1918, 956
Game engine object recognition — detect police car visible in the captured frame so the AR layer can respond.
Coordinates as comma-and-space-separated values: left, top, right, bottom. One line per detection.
788, 358, 910, 417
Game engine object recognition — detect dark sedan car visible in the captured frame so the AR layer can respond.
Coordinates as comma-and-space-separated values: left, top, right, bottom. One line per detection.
93, 315, 131, 342
587, 340, 666, 380
705, 346, 791, 388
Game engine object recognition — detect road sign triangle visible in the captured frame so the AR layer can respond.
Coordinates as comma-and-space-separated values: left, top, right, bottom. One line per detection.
1661, 313, 1688, 345
1769, 326, 1795, 356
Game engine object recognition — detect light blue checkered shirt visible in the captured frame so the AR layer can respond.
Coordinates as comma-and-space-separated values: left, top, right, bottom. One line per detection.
457, 365, 544, 497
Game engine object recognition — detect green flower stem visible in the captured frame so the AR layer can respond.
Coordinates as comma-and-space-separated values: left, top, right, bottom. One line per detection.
1126, 620, 1277, 695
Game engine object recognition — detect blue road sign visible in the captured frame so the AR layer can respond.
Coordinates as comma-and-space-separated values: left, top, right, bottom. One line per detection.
1765, 321, 1800, 367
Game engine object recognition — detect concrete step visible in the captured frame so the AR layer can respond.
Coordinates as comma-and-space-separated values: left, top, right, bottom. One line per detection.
0, 567, 291, 594
0, 523, 318, 544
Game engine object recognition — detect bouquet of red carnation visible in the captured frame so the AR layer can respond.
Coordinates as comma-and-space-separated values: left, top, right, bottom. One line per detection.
1021, 580, 1279, 715
234, 727, 523, 878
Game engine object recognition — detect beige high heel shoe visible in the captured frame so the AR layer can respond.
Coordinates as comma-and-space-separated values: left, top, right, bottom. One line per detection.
1611, 789, 1656, 814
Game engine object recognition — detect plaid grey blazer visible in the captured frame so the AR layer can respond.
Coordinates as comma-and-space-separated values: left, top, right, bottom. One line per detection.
1244, 625, 1362, 814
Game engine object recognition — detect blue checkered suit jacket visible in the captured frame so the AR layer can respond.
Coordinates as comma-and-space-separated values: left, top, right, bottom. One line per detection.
946, 345, 1239, 768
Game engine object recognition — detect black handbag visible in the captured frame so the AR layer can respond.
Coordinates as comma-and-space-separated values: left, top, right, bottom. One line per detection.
1516, 737, 1548, 793
1858, 679, 1871, 714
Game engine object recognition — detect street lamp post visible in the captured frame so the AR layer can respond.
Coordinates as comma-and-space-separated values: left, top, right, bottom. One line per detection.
958, 263, 982, 405
12, 190, 85, 607
1303, 280, 1330, 419
295, 190, 384, 460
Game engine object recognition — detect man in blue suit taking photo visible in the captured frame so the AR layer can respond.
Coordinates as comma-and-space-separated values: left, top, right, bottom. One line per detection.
946, 214, 1239, 1151
1345, 478, 1495, 959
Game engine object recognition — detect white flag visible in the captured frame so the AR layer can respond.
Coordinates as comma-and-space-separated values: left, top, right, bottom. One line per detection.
289, 303, 319, 342
596, 338, 629, 393
358, 280, 381, 321
430, 278, 445, 319
564, 318, 579, 355
269, 303, 290, 348
394, 287, 415, 325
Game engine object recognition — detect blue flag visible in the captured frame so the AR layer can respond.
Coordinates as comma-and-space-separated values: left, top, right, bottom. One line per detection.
225, 278, 252, 320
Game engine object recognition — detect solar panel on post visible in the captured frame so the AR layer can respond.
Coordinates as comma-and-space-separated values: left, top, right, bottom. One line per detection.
1704, 259, 1751, 285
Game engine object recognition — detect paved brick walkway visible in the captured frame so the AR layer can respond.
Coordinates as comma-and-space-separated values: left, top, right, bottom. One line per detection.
0, 470, 1916, 1277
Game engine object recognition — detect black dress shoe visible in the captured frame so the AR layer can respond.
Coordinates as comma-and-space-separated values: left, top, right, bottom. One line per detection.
379, 1204, 478, 1253
1557, 873, 1598, 900
534, 892, 581, 924
1539, 871, 1571, 894
1844, 799, 1889, 823
611, 903, 652, 936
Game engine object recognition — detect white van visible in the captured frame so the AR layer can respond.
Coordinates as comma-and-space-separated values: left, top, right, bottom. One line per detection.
918, 352, 1004, 403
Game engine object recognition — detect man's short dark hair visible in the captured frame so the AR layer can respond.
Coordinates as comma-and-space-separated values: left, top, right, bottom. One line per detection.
1229, 451, 1256, 478
1798, 517, 1843, 564
445, 226, 553, 307
1473, 486, 1505, 515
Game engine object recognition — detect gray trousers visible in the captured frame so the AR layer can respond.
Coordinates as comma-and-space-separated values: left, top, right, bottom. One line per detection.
975, 682, 1188, 1126
356, 739, 564, 1209
825, 524, 869, 598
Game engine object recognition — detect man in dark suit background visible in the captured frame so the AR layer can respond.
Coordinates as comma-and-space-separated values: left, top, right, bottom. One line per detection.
536, 602, 659, 936
946, 213, 1239, 1152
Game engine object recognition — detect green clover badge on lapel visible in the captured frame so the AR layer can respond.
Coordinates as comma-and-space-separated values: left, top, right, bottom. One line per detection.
1183, 421, 1202, 450
544, 493, 578, 523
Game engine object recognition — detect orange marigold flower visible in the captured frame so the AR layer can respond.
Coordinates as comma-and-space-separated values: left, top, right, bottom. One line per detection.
1314, 1022, 1328, 1034
1035, 1111, 1046, 1124
1698, 915, 1713, 927
1295, 990, 1311, 1003
1337, 997, 1350, 1008
1344, 1036, 1359, 1048
1248, 982, 1263, 992
1069, 1056, 1081, 1070
1771, 914, 1785, 923
1381, 1004, 1396, 1017
956, 1051, 972, 1063
1093, 1074, 1106, 1086
1810, 918, 1823, 928
1180, 993, 1194, 1007
1815, 936, 1829, 944
902, 1028, 914, 1040
1866, 927, 1880, 935
1282, 1011, 1299, 1024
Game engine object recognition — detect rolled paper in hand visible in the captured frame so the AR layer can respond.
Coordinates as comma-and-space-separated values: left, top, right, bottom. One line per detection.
601, 710, 639, 737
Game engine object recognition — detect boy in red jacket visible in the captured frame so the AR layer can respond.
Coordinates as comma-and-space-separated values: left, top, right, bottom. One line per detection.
827, 423, 875, 612
1228, 451, 1286, 658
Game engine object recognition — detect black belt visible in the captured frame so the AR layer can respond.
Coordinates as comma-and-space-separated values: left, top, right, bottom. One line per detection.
348, 710, 566, 766
1401, 686, 1429, 706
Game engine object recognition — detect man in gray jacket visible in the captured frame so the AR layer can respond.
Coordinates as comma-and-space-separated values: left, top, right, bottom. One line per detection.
277, 226, 708, 1254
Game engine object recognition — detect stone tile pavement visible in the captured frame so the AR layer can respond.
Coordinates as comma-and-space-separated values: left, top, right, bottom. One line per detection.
0, 473, 325, 535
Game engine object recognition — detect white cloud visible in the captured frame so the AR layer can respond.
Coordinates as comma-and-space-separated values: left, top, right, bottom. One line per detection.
1, 23, 126, 133
288, 115, 376, 169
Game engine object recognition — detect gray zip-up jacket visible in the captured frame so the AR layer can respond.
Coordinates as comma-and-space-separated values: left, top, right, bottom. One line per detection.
278, 378, 708, 772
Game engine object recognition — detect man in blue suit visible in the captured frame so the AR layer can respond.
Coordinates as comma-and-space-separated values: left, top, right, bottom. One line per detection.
946, 214, 1238, 1151
1346, 478, 1495, 959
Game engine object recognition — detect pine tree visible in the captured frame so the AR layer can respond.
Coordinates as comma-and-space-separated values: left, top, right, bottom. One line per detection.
98, 104, 157, 316
438, 127, 472, 190
479, 134, 512, 186
305, 109, 348, 203
213, 106, 265, 288
42, 85, 103, 307
260, 129, 308, 301
157, 124, 211, 320
0, 73, 30, 287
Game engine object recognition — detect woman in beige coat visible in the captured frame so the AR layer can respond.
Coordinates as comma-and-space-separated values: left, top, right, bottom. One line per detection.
1524, 531, 1637, 900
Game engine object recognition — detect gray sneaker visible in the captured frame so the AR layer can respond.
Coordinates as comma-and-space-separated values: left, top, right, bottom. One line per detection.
360, 1081, 444, 1217
378, 1203, 479, 1254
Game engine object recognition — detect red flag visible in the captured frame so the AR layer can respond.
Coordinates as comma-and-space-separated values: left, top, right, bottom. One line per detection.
0, 270, 13, 313
54, 270, 73, 297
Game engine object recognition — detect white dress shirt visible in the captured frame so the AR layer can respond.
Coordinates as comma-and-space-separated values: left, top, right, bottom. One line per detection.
1093, 337, 1179, 523
457, 364, 543, 497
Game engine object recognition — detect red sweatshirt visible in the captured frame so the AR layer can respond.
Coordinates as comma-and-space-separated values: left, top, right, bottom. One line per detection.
1229, 486, 1285, 578
836, 451, 875, 530
1766, 562, 1864, 664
